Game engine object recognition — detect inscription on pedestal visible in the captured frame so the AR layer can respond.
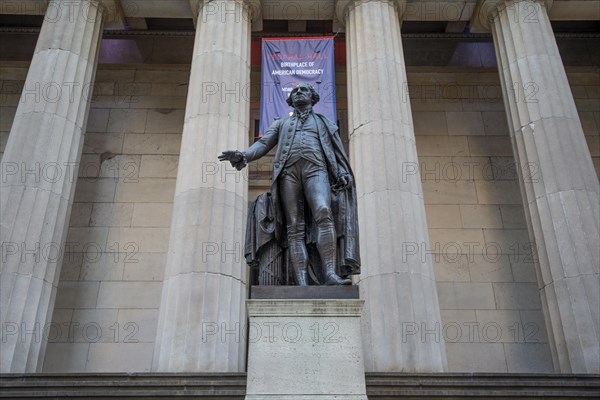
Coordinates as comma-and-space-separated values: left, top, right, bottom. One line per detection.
245, 300, 368, 400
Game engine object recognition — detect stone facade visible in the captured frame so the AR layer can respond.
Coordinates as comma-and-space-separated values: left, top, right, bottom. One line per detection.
0, 0, 598, 377
41, 64, 185, 372
1, 61, 596, 373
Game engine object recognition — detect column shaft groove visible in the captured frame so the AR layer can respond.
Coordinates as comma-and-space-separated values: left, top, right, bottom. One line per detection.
490, 0, 599, 373
341, 0, 447, 372
0, 0, 104, 373
153, 0, 252, 372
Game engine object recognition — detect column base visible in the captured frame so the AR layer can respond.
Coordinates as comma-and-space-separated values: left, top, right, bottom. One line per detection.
245, 299, 368, 400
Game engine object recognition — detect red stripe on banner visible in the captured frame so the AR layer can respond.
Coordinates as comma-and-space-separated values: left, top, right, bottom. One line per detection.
251, 39, 261, 66
262, 36, 335, 42
253, 38, 347, 67
335, 40, 346, 66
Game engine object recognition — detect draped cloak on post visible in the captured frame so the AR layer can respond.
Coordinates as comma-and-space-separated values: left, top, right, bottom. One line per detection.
244, 113, 361, 281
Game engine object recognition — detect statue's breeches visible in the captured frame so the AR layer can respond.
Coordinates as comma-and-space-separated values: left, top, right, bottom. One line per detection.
278, 160, 337, 274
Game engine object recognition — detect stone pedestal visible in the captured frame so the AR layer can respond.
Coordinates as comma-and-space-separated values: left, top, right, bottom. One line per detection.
245, 299, 368, 400
487, 0, 600, 373
0, 0, 104, 373
335, 0, 447, 372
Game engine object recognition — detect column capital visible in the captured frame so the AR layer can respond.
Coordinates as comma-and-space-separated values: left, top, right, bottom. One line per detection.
45, 0, 123, 30
190, 0, 262, 22
99, 0, 125, 29
470, 0, 553, 32
335, 0, 406, 26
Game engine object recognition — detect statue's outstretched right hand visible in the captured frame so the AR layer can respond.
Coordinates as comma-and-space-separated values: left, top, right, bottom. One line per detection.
219, 150, 247, 171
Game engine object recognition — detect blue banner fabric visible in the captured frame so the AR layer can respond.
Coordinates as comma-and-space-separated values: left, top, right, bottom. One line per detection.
259, 37, 337, 136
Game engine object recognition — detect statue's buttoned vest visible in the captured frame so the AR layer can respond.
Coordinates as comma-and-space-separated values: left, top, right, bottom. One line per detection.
272, 114, 339, 182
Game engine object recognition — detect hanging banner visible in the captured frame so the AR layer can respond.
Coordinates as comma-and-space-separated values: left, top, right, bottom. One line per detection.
259, 36, 337, 136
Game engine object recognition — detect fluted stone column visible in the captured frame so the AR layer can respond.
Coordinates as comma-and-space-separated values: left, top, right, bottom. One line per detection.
0, 0, 104, 373
482, 0, 600, 373
336, 0, 447, 372
153, 0, 258, 372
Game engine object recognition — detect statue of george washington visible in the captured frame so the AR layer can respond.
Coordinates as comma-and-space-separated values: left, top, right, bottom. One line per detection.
220, 83, 360, 286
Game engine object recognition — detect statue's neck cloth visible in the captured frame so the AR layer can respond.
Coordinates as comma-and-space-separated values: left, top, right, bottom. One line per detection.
294, 109, 313, 125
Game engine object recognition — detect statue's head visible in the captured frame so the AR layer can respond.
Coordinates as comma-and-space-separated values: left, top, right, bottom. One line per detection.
286, 82, 320, 107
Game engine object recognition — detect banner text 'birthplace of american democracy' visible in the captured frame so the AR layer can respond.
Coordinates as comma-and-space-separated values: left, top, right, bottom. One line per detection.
259, 37, 337, 135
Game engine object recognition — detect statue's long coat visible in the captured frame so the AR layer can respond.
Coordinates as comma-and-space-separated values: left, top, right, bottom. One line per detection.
244, 113, 361, 276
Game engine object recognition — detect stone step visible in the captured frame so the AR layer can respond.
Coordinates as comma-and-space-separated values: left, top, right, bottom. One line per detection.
0, 374, 246, 399
365, 373, 600, 398
1, 373, 598, 399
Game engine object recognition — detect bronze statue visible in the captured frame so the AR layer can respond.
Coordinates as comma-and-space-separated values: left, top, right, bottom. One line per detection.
220, 83, 360, 286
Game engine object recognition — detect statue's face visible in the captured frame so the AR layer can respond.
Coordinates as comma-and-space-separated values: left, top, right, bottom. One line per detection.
290, 85, 313, 107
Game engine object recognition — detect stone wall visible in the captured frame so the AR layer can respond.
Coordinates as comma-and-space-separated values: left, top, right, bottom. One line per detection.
0, 62, 597, 373
573, 68, 600, 175
50, 65, 189, 372
0, 64, 188, 372
412, 69, 536, 372
410, 67, 598, 373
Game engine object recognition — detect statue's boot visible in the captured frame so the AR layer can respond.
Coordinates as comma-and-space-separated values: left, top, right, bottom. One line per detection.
288, 234, 309, 286
315, 219, 351, 285
324, 264, 351, 286
293, 265, 309, 286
